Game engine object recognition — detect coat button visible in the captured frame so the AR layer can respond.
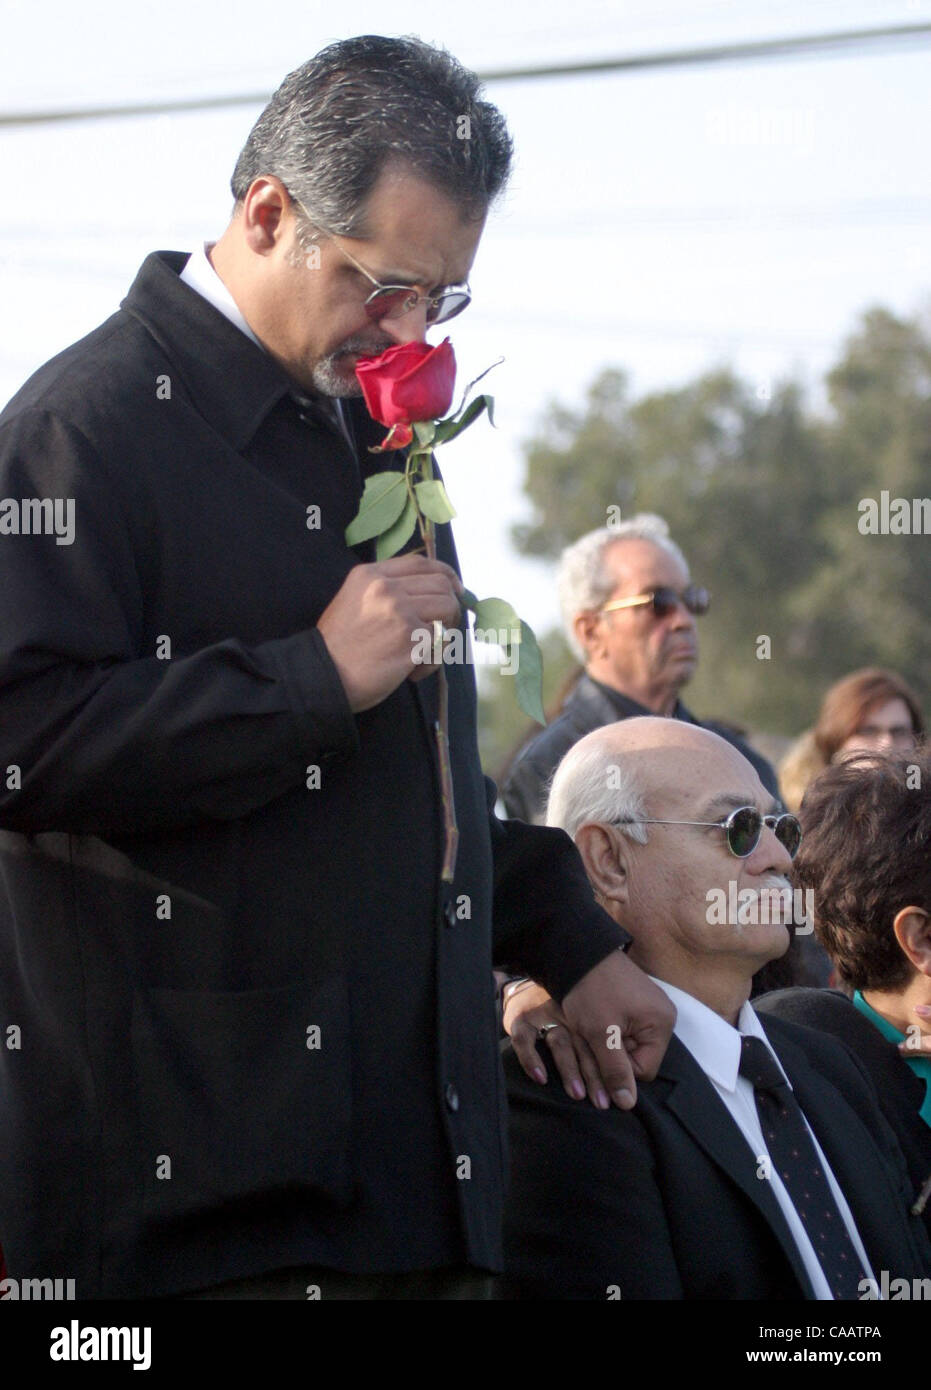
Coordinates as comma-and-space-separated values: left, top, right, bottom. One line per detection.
443, 899, 457, 928
444, 1083, 460, 1113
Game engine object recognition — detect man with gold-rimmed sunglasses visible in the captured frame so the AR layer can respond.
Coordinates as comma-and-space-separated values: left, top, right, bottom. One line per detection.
502, 516, 778, 825
599, 581, 710, 620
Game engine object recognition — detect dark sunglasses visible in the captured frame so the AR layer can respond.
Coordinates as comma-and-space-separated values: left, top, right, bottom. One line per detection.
614, 806, 803, 859
601, 584, 710, 619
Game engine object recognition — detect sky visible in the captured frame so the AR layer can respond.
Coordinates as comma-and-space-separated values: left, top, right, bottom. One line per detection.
1, 0, 929, 638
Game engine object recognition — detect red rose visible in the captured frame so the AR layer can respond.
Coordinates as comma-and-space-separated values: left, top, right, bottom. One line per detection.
355, 339, 456, 447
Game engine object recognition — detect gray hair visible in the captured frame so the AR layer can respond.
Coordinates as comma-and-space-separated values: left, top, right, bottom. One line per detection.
557, 515, 689, 661
546, 736, 649, 846
231, 35, 513, 241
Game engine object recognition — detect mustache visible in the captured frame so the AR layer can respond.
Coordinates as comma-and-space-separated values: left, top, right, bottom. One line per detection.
328, 337, 395, 360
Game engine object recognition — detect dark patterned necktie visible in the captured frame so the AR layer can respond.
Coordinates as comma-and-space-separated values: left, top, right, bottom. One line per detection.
739, 1034, 867, 1299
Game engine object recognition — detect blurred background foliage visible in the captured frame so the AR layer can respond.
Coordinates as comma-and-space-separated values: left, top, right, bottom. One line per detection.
478, 304, 931, 779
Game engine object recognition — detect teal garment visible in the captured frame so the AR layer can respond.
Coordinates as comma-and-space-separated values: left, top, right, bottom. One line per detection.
853, 990, 931, 1129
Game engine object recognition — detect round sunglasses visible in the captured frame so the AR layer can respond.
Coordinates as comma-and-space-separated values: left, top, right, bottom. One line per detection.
613, 806, 802, 859
600, 584, 711, 619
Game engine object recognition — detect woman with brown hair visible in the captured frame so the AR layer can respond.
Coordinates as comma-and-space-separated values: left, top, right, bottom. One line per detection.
779, 667, 923, 812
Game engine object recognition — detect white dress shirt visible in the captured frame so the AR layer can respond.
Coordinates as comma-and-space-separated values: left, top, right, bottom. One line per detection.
179, 242, 264, 349
651, 977, 876, 1301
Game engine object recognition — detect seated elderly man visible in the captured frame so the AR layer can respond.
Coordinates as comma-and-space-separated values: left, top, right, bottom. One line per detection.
756, 749, 931, 1236
502, 718, 931, 1299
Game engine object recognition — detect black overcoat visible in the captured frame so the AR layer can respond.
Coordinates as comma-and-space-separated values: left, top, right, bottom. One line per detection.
0, 252, 626, 1297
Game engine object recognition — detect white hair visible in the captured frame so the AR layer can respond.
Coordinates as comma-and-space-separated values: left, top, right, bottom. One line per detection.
545, 735, 649, 846
556, 514, 689, 661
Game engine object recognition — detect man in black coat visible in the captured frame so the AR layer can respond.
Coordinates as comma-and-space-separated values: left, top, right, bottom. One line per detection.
0, 37, 673, 1298
501, 518, 779, 823
502, 718, 931, 1298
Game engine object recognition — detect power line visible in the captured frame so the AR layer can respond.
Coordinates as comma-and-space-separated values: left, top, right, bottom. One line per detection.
1, 22, 929, 128
480, 20, 931, 81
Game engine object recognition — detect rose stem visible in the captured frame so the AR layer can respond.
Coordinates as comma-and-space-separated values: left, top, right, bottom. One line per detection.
413, 450, 459, 883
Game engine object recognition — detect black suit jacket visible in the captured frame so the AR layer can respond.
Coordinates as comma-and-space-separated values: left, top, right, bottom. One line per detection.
501, 674, 780, 823
502, 1012, 931, 1299
756, 988, 931, 1237
0, 252, 628, 1296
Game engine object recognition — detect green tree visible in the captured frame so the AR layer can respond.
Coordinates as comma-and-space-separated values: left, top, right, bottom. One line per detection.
789, 307, 931, 700
479, 305, 931, 775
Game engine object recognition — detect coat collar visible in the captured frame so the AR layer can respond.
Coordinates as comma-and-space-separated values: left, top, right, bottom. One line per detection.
120, 250, 381, 458
564, 674, 695, 730
653, 1031, 817, 1297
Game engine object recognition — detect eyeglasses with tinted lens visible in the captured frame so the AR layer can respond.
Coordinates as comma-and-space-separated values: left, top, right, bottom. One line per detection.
335, 235, 471, 324
600, 585, 711, 619
613, 806, 802, 859
848, 724, 917, 750
291, 196, 471, 325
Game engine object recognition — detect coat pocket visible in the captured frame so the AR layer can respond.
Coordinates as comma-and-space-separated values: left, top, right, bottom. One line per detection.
131, 975, 352, 1226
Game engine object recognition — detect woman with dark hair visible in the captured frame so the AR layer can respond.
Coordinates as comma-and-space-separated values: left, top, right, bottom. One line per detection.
757, 748, 931, 1232
779, 667, 923, 812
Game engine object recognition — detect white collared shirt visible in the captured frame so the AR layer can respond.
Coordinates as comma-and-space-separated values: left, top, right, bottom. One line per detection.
179, 242, 264, 349
651, 977, 876, 1301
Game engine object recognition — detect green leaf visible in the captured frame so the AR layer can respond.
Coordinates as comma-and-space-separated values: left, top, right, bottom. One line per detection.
412, 421, 436, 447
471, 595, 521, 636
514, 620, 545, 725
433, 394, 494, 446
414, 478, 457, 524
345, 471, 408, 546
470, 598, 545, 725
375, 495, 418, 560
